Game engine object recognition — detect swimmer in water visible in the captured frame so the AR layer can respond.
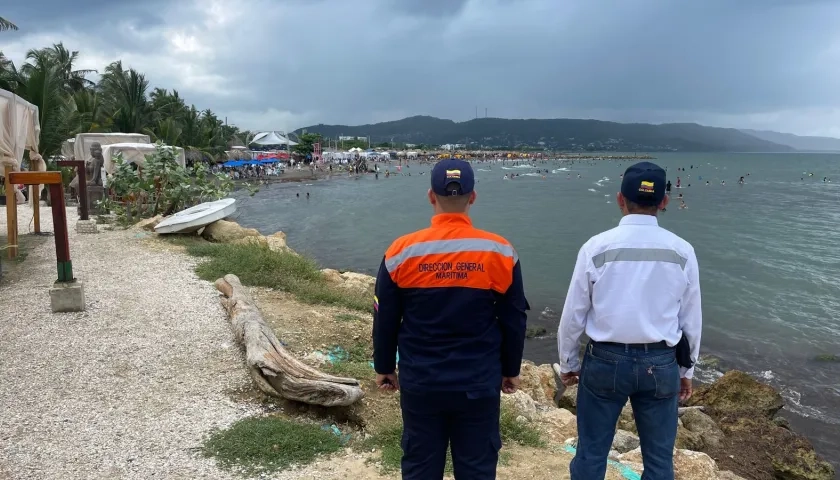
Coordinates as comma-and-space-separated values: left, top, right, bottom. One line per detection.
680, 199, 687, 209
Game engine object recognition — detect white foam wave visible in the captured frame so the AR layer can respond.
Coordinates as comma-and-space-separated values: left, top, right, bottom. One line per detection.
588, 188, 597, 192
501, 165, 535, 170
477, 168, 492, 172
552, 168, 570, 173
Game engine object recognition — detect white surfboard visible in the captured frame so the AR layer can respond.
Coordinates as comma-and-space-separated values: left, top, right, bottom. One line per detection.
154, 198, 237, 234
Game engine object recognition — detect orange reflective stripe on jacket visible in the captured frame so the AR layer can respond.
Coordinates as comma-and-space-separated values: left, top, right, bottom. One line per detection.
384, 215, 518, 293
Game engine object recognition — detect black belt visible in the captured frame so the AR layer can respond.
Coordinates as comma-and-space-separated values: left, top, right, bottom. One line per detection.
594, 340, 671, 349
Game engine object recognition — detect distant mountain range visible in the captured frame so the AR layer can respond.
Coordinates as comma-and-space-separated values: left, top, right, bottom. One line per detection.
739, 129, 840, 152
296, 115, 812, 152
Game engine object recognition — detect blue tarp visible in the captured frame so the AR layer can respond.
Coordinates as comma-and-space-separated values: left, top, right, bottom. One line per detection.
222, 159, 273, 167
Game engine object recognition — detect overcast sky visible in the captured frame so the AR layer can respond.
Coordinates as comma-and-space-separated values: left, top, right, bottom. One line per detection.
4, 0, 840, 136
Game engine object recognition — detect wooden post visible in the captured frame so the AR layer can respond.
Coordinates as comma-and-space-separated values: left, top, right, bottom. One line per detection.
48, 183, 73, 282
31, 184, 40, 234
4, 165, 17, 259
9, 171, 72, 283
56, 160, 88, 220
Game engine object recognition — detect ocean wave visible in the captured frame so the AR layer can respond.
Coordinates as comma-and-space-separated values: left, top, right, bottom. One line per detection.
588, 188, 597, 192
477, 168, 492, 172
501, 165, 536, 170
552, 168, 570, 173
747, 369, 840, 425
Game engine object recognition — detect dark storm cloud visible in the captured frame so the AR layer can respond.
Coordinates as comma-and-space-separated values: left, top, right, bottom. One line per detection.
386, 0, 470, 17
3, 0, 166, 33
5, 0, 840, 135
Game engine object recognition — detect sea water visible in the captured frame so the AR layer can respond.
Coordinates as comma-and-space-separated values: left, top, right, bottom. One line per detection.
233, 152, 840, 467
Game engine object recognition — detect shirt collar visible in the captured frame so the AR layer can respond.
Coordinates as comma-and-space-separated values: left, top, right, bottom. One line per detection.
431, 213, 473, 228
619, 214, 659, 226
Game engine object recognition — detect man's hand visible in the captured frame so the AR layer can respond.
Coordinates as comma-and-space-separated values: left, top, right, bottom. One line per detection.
502, 376, 520, 394
376, 373, 400, 391
561, 371, 580, 387
679, 378, 693, 402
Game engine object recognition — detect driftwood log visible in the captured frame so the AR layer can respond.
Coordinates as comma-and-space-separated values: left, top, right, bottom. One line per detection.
215, 274, 364, 407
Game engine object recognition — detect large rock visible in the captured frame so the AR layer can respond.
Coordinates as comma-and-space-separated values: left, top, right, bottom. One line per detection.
705, 412, 835, 480
675, 425, 704, 450
718, 472, 748, 480
689, 370, 784, 419
233, 231, 291, 252
611, 429, 640, 453
680, 408, 724, 449
619, 448, 719, 480
135, 214, 163, 231
340, 272, 375, 291
201, 219, 261, 243
771, 449, 836, 480
536, 406, 577, 440
556, 384, 577, 413
321, 269, 375, 292
617, 401, 637, 433
519, 362, 557, 406
501, 390, 537, 421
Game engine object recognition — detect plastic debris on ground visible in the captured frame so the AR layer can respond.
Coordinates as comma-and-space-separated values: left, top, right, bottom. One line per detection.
321, 424, 352, 445
564, 445, 641, 480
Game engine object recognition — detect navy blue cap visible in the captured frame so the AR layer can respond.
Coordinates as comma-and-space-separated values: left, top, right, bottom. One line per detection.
431, 159, 475, 196
621, 161, 667, 206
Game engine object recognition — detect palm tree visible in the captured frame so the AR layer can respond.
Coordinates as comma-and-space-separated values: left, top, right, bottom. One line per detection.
0, 17, 18, 31
0, 51, 23, 91
14, 51, 71, 159
46, 43, 96, 92
66, 89, 102, 134
99, 60, 151, 133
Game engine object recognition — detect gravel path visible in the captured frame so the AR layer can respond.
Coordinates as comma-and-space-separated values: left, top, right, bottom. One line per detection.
0, 206, 257, 479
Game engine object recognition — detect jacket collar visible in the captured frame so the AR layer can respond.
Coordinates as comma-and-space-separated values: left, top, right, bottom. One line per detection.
431, 213, 473, 228
619, 214, 659, 226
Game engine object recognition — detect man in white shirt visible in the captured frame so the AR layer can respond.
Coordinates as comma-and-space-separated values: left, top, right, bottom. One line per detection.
557, 162, 702, 480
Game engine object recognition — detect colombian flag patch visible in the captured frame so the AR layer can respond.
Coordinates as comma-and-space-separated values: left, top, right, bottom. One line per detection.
639, 180, 655, 193
373, 295, 379, 311
445, 169, 461, 179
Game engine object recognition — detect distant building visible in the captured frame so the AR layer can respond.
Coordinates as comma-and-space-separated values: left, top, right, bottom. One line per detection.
339, 136, 368, 141
440, 143, 465, 151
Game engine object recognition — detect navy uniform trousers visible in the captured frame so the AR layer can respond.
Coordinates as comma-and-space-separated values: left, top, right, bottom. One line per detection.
400, 390, 502, 479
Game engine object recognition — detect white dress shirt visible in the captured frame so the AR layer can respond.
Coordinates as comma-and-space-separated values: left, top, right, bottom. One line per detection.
557, 214, 702, 378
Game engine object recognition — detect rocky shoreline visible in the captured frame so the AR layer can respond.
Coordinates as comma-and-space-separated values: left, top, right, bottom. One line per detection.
509, 363, 835, 480
141, 217, 835, 480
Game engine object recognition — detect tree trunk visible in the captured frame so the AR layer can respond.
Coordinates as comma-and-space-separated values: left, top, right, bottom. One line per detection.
215, 274, 365, 407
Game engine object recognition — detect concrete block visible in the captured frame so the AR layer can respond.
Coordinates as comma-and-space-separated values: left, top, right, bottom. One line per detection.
75, 219, 98, 234
50, 281, 86, 313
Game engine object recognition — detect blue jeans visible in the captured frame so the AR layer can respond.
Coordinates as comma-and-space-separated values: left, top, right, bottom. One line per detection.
570, 341, 679, 480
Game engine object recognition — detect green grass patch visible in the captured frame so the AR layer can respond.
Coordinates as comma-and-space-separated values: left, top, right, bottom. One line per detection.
335, 313, 362, 322
323, 340, 374, 380
167, 238, 371, 311
499, 403, 545, 447
363, 403, 543, 473
202, 416, 343, 475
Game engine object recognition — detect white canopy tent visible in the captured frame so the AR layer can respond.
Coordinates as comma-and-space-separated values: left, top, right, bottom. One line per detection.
251, 131, 298, 147
102, 143, 185, 174
0, 89, 41, 171
73, 133, 150, 161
